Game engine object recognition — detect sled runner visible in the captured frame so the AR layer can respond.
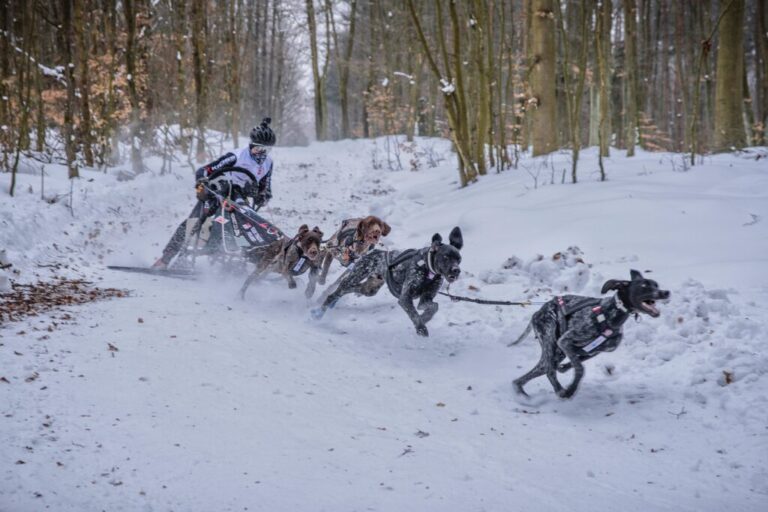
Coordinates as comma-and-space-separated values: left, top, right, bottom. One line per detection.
106, 265, 198, 280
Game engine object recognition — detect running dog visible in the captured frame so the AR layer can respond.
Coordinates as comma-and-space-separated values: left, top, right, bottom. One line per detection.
240, 225, 325, 299
312, 227, 463, 337
510, 270, 670, 398
317, 216, 391, 285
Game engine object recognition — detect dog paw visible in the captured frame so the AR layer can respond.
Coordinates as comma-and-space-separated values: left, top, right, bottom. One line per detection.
416, 325, 429, 337
288, 281, 297, 289
310, 307, 325, 320
512, 384, 529, 398
558, 388, 577, 399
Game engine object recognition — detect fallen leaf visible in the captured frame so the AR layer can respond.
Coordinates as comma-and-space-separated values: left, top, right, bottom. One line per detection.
436, 402, 446, 407
107, 343, 119, 352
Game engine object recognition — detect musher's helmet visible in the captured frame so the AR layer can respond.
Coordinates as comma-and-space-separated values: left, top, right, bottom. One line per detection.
250, 117, 276, 146
249, 117, 275, 163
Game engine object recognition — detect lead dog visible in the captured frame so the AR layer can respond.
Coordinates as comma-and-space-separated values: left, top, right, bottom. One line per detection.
510, 270, 670, 398
312, 227, 463, 337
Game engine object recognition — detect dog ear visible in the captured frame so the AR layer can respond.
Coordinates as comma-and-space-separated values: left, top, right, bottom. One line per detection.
381, 221, 391, 237
601, 279, 629, 294
297, 224, 309, 237
431, 233, 442, 246
312, 226, 323, 238
448, 226, 463, 250
630, 269, 643, 281
356, 217, 371, 240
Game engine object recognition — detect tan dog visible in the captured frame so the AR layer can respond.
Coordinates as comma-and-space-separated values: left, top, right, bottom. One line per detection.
318, 216, 391, 285
240, 225, 326, 299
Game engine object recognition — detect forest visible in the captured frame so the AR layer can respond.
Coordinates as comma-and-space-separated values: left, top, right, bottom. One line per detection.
1, 0, 765, 190
2, 3, 768, 510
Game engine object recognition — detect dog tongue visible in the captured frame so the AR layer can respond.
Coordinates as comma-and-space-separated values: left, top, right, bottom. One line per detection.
642, 301, 659, 316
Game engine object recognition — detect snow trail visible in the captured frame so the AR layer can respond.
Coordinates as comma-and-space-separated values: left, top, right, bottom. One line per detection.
1, 140, 767, 511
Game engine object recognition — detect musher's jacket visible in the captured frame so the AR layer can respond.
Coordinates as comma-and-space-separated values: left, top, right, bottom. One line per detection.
196, 146, 273, 202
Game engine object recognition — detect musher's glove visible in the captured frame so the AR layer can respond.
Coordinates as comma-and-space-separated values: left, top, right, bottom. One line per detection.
254, 193, 270, 207
243, 182, 258, 198
195, 178, 209, 201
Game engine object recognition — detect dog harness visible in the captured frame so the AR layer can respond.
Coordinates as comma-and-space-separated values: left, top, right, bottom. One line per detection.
555, 296, 625, 355
383, 248, 422, 297
331, 223, 375, 267
281, 237, 313, 276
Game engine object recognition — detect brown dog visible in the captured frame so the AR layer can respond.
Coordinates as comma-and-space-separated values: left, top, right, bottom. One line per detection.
318, 216, 391, 285
240, 224, 326, 299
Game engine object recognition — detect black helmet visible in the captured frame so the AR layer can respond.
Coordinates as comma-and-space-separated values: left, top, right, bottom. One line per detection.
250, 117, 276, 147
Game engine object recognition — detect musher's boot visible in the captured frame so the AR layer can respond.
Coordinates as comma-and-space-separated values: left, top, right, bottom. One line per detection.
152, 258, 168, 269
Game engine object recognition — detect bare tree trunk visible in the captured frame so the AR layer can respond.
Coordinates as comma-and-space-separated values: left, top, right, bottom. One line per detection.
10, 0, 36, 196
328, 0, 357, 139
228, 0, 241, 143
713, 0, 745, 151
74, 0, 94, 166
172, 0, 189, 153
0, 0, 10, 172
624, 0, 638, 156
449, 0, 478, 181
405, 52, 420, 142
63, 0, 80, 178
362, 0, 374, 138
673, 1, 689, 152
306, 0, 326, 141
756, 0, 768, 145
137, 0, 152, 147
104, 0, 120, 165
742, 64, 756, 145
555, 0, 591, 183
407, 0, 477, 186
191, 0, 207, 161
497, 0, 512, 169
471, 0, 490, 174
690, 0, 736, 164
596, 0, 611, 157
35, 32, 45, 153
266, 0, 277, 117
530, 0, 557, 156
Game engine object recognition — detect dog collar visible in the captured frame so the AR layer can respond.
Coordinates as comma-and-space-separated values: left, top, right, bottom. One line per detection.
614, 293, 629, 313
425, 250, 438, 279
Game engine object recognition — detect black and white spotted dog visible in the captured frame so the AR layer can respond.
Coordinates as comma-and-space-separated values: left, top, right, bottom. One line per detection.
510, 270, 670, 398
311, 227, 463, 337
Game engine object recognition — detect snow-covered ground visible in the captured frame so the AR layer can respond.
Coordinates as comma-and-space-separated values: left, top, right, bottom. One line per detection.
1, 138, 767, 511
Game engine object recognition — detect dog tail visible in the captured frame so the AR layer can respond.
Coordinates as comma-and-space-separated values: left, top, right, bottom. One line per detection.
507, 322, 532, 347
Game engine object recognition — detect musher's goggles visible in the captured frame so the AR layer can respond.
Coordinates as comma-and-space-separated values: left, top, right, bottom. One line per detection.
249, 143, 271, 157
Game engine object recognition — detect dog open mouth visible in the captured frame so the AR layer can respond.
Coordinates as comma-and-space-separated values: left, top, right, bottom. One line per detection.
640, 299, 660, 317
